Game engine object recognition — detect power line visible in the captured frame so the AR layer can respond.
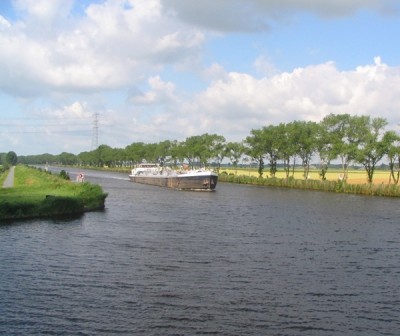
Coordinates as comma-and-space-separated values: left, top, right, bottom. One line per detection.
0, 115, 99, 150
0, 124, 92, 129
0, 130, 91, 134
0, 116, 92, 121
0, 116, 93, 136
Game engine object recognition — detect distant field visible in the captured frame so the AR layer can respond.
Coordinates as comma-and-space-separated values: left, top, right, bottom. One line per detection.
220, 168, 393, 185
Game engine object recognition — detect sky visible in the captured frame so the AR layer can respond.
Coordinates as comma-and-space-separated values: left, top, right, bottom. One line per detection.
0, 0, 400, 156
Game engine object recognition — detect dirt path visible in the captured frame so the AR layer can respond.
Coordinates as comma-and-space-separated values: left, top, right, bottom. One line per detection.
2, 166, 15, 188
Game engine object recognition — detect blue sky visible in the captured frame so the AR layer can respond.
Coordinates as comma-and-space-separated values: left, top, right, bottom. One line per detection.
0, 0, 400, 155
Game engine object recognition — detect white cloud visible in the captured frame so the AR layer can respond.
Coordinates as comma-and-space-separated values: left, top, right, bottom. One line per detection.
253, 55, 278, 77
2, 57, 400, 154
0, 15, 11, 29
104, 59, 400, 145
13, 0, 74, 22
131, 76, 177, 105
47, 101, 92, 119
0, 0, 204, 97
202, 63, 229, 82
167, 58, 400, 142
47, 58, 400, 147
1, 0, 397, 99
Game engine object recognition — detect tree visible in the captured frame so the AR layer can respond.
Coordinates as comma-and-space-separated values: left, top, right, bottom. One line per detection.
125, 142, 146, 164
169, 140, 185, 166
355, 117, 388, 183
155, 140, 173, 165
276, 122, 297, 179
208, 134, 226, 171
321, 114, 361, 181
261, 125, 281, 177
5, 151, 18, 166
383, 130, 400, 184
225, 142, 245, 174
95, 145, 116, 167
245, 129, 267, 177
58, 152, 77, 166
113, 148, 127, 167
290, 121, 318, 179
181, 135, 203, 168
318, 119, 338, 180
180, 134, 225, 168
382, 131, 400, 184
78, 151, 96, 166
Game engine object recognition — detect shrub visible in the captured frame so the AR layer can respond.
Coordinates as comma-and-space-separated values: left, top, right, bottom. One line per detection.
0, 200, 35, 219
59, 170, 70, 180
40, 196, 84, 215
78, 183, 107, 210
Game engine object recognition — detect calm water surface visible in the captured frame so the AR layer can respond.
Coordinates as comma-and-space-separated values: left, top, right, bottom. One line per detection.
1, 168, 399, 335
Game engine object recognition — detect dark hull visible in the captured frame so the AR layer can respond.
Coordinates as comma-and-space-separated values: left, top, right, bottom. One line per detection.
129, 174, 218, 191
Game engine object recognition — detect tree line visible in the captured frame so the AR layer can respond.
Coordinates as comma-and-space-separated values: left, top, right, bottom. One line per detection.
245, 113, 400, 184
11, 113, 400, 184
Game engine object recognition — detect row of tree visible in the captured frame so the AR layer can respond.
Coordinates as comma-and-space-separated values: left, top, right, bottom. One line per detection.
246, 114, 400, 184
13, 113, 400, 184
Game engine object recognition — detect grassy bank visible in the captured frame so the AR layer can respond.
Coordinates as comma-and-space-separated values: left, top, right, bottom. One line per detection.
219, 169, 400, 197
0, 166, 8, 186
0, 165, 108, 221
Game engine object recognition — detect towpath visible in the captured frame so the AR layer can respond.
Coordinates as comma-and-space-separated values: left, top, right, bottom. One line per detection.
2, 166, 15, 188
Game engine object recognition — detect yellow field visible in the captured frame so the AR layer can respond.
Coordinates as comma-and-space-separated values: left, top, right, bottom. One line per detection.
220, 168, 393, 185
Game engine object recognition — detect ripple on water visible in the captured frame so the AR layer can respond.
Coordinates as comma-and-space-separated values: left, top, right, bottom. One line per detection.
1, 175, 400, 335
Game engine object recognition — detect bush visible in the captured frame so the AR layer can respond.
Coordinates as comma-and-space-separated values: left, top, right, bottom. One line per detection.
0, 196, 85, 220
0, 200, 36, 219
78, 183, 108, 210
40, 196, 84, 215
59, 170, 70, 180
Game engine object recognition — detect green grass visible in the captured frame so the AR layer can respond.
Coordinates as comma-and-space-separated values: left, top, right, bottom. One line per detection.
0, 165, 10, 186
219, 172, 400, 197
0, 165, 107, 221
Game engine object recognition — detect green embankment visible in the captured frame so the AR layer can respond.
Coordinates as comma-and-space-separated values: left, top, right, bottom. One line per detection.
0, 163, 12, 185
218, 169, 400, 197
0, 165, 107, 221
0, 167, 8, 186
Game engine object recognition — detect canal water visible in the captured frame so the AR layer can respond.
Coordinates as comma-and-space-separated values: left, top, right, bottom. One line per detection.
1, 168, 399, 335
